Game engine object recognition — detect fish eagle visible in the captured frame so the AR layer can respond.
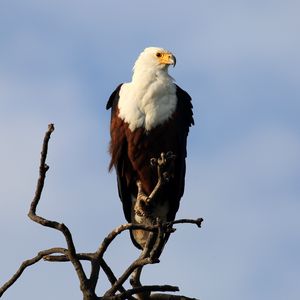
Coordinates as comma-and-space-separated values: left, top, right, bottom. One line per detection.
106, 47, 194, 249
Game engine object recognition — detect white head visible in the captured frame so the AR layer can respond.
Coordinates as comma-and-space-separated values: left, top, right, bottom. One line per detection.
132, 47, 176, 78
119, 47, 178, 131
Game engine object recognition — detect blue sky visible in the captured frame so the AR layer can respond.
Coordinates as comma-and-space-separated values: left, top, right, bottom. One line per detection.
0, 1, 299, 299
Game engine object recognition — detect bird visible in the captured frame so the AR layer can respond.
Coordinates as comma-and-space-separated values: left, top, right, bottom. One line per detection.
106, 47, 194, 250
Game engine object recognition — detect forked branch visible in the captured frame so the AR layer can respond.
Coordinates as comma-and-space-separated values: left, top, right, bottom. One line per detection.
0, 124, 202, 300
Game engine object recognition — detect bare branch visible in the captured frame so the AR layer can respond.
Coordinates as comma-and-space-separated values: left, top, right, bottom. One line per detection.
26, 124, 91, 296
44, 253, 127, 296
86, 223, 159, 295
110, 285, 179, 300
44, 253, 94, 262
96, 223, 159, 259
105, 231, 159, 297
28, 123, 54, 218
149, 294, 200, 300
104, 257, 156, 297
0, 248, 66, 297
168, 218, 203, 228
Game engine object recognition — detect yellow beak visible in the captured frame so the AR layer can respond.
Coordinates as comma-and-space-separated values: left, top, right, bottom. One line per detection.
159, 53, 176, 67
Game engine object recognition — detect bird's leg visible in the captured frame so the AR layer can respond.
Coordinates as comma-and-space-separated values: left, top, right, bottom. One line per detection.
134, 180, 152, 218
131, 181, 155, 250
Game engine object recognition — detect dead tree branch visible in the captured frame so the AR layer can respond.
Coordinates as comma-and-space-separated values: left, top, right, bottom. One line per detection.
110, 285, 179, 300
0, 248, 66, 297
0, 124, 202, 300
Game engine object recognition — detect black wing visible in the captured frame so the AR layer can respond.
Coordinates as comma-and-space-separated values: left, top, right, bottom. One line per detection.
166, 85, 194, 220
106, 84, 133, 223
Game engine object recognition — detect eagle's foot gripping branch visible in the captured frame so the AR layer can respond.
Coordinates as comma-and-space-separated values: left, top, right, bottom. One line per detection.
135, 151, 176, 219
137, 151, 176, 210
136, 180, 152, 217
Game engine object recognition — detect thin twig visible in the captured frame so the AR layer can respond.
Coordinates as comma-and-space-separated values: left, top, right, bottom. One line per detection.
168, 218, 203, 228
26, 124, 91, 296
44, 253, 94, 262
105, 230, 161, 297
110, 285, 179, 300
98, 262, 137, 300
0, 248, 66, 297
96, 223, 159, 259
87, 223, 159, 296
44, 253, 129, 297
149, 294, 199, 300
104, 257, 156, 297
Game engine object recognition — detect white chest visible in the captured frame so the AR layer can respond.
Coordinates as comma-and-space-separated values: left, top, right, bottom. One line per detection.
118, 78, 177, 131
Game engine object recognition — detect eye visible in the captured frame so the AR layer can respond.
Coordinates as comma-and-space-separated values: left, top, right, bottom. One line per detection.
156, 52, 162, 58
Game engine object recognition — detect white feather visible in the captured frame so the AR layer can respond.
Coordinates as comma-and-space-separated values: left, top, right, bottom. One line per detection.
118, 47, 177, 131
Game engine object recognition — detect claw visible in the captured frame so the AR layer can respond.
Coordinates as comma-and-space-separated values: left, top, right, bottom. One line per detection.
150, 158, 157, 166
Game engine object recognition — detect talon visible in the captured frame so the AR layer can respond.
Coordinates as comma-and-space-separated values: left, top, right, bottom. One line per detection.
150, 158, 157, 166
158, 153, 167, 166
